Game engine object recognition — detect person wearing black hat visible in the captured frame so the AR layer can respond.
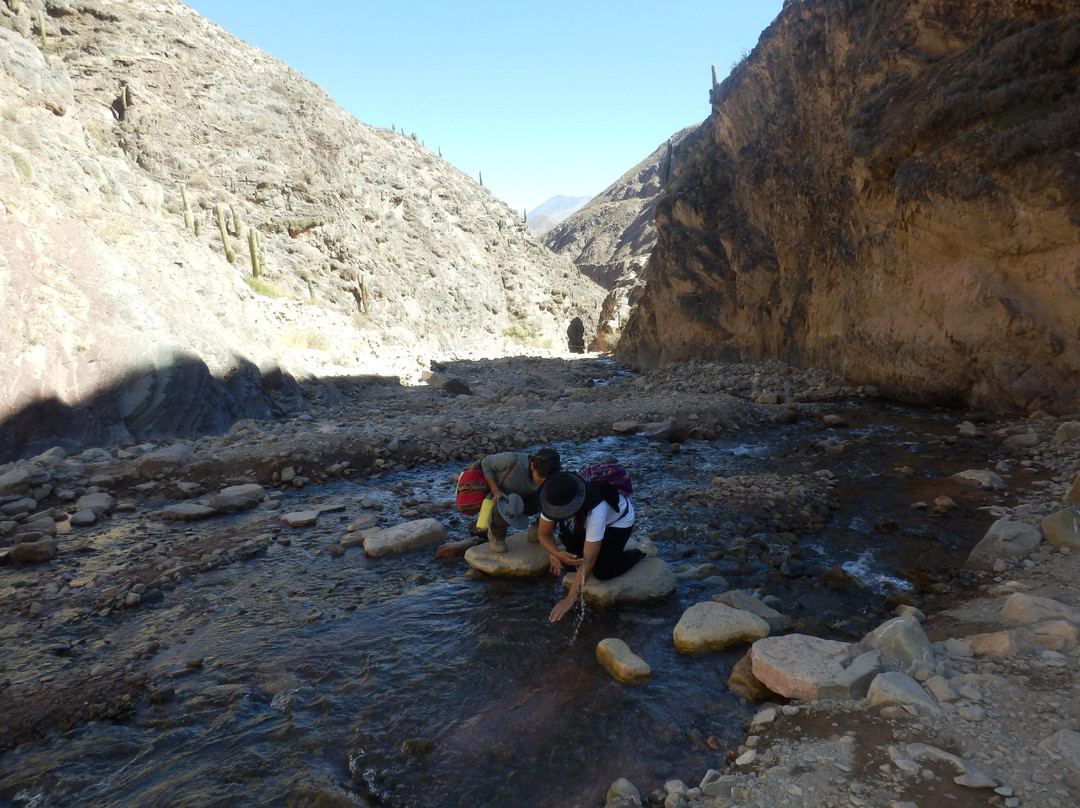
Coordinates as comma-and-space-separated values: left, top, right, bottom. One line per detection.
537, 471, 644, 622
480, 447, 561, 552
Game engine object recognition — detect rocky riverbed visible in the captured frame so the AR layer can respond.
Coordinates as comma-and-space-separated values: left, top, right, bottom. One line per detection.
0, 353, 1078, 808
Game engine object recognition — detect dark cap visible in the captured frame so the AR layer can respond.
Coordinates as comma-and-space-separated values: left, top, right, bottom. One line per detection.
539, 472, 586, 520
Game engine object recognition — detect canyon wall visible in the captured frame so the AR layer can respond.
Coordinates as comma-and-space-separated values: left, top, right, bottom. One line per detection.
617, 0, 1080, 413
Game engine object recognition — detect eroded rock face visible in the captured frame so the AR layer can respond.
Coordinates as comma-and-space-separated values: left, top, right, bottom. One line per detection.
617, 0, 1080, 414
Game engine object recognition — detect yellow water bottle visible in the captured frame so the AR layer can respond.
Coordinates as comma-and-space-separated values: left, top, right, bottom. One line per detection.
475, 495, 494, 532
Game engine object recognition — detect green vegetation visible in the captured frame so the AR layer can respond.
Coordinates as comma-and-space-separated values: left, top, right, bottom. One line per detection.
243, 276, 287, 297
502, 323, 539, 341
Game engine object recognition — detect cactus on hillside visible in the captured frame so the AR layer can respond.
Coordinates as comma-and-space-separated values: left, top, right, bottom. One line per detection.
180, 184, 193, 231
229, 203, 242, 236
6, 1, 20, 14
248, 228, 261, 277
37, 9, 45, 41
215, 205, 235, 263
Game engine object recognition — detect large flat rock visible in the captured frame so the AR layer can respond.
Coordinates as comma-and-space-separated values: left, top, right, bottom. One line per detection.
465, 534, 550, 576
562, 556, 676, 608
363, 518, 446, 558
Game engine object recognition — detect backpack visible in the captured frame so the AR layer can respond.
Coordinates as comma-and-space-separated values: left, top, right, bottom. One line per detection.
454, 460, 488, 515
579, 463, 632, 497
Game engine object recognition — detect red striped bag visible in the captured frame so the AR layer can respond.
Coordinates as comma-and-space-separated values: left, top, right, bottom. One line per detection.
454, 460, 488, 515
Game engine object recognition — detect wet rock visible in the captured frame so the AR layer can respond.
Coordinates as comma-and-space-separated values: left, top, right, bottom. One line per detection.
727, 653, 775, 701
749, 634, 850, 700
712, 591, 790, 635
281, 510, 319, 528
435, 536, 483, 560
209, 484, 267, 512
822, 564, 866, 590
160, 502, 218, 522
465, 534, 549, 576
951, 469, 1006, 490
1040, 506, 1080, 549
569, 557, 676, 608
363, 518, 446, 558
964, 519, 1043, 570
867, 672, 940, 715
596, 638, 651, 684
674, 602, 770, 654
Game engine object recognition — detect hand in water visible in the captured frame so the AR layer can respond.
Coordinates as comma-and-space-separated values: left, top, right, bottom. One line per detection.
549, 595, 575, 623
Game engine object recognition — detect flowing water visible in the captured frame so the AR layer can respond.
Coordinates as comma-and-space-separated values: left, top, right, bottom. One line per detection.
0, 402, 1028, 807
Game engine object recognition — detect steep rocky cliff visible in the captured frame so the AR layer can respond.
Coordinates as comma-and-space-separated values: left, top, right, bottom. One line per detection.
617, 0, 1080, 414
543, 126, 696, 350
0, 0, 604, 459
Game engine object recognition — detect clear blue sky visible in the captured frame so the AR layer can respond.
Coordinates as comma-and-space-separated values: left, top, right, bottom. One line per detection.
185, 1, 785, 214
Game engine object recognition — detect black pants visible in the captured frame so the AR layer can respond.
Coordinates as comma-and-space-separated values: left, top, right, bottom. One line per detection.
559, 524, 643, 580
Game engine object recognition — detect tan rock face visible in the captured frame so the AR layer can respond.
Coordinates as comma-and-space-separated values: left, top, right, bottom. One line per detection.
617, 0, 1080, 414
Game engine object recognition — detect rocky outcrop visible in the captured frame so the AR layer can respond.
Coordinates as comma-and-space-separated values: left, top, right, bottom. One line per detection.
543, 127, 697, 351
0, 0, 605, 460
617, 0, 1080, 414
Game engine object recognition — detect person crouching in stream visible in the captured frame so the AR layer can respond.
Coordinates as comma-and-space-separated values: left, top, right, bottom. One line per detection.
481, 447, 562, 552
537, 471, 644, 623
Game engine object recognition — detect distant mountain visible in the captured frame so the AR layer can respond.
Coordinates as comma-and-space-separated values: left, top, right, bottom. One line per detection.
542, 126, 698, 350
526, 195, 592, 235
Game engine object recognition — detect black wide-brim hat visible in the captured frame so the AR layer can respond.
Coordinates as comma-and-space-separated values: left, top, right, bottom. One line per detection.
540, 472, 586, 520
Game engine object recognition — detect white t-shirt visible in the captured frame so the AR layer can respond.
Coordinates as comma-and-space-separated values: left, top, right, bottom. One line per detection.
584, 495, 634, 542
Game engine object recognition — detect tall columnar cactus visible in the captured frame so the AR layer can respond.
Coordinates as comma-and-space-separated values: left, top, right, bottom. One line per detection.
180, 184, 193, 231
229, 203, 242, 236
248, 228, 261, 277
215, 205, 235, 263
37, 9, 45, 41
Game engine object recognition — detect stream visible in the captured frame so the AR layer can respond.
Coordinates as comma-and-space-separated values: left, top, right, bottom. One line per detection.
0, 401, 1023, 808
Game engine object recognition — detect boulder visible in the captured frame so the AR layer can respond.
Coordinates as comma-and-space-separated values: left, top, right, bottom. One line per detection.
750, 634, 850, 700
1066, 471, 1080, 506
817, 650, 882, 700
209, 484, 267, 512
1000, 592, 1080, 625
364, 518, 446, 558
6, 538, 58, 563
674, 602, 770, 653
161, 502, 218, 522
137, 443, 193, 477
1052, 422, 1080, 444
857, 614, 932, 665
465, 534, 550, 576
567, 557, 676, 608
951, 469, 1006, 490
964, 519, 1043, 570
1039, 729, 1080, 774
74, 492, 116, 516
711, 589, 791, 631
867, 672, 940, 715
727, 652, 775, 701
1040, 506, 1080, 549
595, 638, 651, 684
0, 468, 32, 496
281, 510, 319, 528
964, 630, 1019, 657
